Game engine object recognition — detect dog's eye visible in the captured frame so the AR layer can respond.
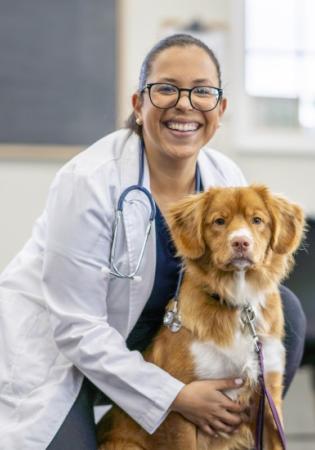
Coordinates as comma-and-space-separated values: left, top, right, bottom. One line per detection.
252, 216, 262, 225
214, 218, 225, 225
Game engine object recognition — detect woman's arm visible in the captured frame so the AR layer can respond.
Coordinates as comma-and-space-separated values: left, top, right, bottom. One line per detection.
42, 167, 184, 434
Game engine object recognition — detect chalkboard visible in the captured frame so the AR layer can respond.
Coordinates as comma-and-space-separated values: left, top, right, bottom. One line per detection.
0, 0, 116, 146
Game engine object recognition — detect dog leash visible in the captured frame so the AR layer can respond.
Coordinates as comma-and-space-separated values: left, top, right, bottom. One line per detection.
241, 305, 287, 450
163, 279, 287, 450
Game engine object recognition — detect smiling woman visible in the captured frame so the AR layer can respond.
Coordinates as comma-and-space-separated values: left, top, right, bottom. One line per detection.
135, 47, 224, 159
130, 39, 227, 215
0, 33, 306, 450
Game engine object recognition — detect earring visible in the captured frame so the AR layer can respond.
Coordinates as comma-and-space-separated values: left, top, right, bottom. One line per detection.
136, 117, 142, 126
218, 122, 222, 128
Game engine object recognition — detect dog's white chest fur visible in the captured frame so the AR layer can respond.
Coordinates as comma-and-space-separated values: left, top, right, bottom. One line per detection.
190, 271, 284, 390
191, 330, 259, 382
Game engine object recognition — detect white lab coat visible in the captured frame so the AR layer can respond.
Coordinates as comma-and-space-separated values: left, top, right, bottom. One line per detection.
0, 129, 247, 449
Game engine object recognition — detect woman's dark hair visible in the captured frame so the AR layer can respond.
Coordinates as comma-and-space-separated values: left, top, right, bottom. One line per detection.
125, 33, 222, 136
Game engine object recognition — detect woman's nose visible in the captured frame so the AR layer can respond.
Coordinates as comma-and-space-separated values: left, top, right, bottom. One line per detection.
175, 92, 193, 110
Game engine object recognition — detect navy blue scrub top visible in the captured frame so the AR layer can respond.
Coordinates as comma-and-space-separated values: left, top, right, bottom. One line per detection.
127, 166, 202, 353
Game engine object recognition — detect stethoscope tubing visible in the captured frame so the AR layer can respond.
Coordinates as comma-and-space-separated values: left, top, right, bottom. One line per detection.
107, 139, 200, 280
107, 140, 156, 279
117, 185, 156, 221
110, 186, 155, 279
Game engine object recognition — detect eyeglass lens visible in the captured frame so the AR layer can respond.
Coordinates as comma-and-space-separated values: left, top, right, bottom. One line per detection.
149, 84, 220, 111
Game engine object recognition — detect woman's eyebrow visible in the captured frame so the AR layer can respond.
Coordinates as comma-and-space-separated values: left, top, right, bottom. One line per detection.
192, 78, 213, 84
156, 77, 178, 83
156, 77, 213, 84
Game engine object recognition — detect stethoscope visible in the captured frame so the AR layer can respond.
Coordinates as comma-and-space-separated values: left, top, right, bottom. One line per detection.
102, 139, 201, 286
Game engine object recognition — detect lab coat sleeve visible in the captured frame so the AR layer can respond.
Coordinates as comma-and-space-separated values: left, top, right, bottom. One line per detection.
42, 168, 184, 434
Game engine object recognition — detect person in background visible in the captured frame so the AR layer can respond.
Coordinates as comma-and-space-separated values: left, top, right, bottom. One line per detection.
0, 34, 306, 450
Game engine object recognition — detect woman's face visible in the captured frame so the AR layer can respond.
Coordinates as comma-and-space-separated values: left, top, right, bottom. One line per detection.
133, 45, 227, 163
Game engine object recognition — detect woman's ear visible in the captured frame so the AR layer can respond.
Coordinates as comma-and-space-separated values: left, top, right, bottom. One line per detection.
132, 92, 143, 123
219, 97, 227, 117
166, 193, 207, 259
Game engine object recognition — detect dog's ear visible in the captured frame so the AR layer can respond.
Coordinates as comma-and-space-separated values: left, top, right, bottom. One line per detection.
166, 192, 208, 259
254, 185, 305, 255
270, 196, 305, 254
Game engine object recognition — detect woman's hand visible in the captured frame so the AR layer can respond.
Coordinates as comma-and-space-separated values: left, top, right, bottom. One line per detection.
170, 378, 245, 437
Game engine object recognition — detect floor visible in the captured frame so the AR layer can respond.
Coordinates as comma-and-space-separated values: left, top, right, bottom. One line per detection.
94, 366, 315, 449
284, 366, 315, 450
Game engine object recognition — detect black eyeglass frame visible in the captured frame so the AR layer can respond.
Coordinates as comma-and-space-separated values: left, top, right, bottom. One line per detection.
141, 82, 223, 112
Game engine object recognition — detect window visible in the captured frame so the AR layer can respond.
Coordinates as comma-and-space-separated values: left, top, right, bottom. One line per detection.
245, 0, 315, 129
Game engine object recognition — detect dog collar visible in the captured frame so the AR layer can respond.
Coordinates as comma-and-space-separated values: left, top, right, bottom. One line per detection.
209, 292, 240, 310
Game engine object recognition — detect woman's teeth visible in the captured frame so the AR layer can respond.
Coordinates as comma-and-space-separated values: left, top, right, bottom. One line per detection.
165, 121, 199, 132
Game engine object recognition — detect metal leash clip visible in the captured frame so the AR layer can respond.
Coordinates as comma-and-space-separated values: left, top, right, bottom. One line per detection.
241, 304, 260, 352
163, 300, 182, 333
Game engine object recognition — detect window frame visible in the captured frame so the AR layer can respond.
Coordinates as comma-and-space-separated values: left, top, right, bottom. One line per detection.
229, 0, 315, 155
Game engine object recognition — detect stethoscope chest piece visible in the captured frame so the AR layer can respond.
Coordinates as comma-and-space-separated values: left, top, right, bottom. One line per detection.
163, 300, 182, 333
163, 310, 175, 326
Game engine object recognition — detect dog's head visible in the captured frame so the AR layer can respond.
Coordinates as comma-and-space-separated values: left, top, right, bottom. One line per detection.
166, 185, 305, 278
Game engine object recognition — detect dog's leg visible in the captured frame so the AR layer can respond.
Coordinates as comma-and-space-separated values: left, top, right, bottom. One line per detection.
142, 412, 197, 450
98, 443, 146, 450
97, 405, 198, 450
97, 409, 149, 450
263, 371, 284, 450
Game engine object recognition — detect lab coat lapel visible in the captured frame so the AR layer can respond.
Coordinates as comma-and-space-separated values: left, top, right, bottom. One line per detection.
197, 149, 216, 190
118, 135, 156, 335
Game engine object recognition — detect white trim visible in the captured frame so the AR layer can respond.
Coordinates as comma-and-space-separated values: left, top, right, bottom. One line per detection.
0, 144, 83, 161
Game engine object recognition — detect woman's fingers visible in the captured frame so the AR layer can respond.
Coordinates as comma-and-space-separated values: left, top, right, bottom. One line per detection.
210, 378, 244, 391
216, 409, 243, 427
200, 423, 217, 437
170, 379, 246, 436
211, 420, 236, 434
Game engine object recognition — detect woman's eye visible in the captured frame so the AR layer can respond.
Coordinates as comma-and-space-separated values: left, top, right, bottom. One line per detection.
157, 84, 177, 95
252, 216, 262, 225
214, 218, 225, 225
194, 87, 211, 97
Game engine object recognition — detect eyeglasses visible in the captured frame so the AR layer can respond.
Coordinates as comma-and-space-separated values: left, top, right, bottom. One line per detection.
141, 82, 223, 112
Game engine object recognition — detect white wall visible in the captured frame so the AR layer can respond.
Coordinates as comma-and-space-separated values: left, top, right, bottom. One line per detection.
236, 154, 315, 214
0, 161, 62, 270
1, 0, 315, 271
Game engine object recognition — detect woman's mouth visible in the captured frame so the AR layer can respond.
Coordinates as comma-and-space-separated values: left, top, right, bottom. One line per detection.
164, 120, 201, 134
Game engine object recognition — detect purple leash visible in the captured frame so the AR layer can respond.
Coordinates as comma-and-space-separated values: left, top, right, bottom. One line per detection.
255, 341, 286, 450
241, 305, 286, 450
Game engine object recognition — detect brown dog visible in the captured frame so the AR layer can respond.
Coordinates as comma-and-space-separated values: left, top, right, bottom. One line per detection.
97, 185, 305, 450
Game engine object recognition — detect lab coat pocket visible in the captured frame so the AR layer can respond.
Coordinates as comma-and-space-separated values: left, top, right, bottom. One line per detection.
9, 301, 59, 398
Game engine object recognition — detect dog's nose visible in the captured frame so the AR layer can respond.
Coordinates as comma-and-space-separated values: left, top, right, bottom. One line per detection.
231, 236, 251, 252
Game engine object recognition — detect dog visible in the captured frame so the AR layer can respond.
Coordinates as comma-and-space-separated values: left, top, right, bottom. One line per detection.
97, 184, 305, 450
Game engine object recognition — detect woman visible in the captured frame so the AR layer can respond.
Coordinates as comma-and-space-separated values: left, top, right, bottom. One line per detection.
0, 34, 306, 449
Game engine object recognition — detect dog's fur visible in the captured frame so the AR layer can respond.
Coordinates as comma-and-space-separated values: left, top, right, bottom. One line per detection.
97, 185, 305, 450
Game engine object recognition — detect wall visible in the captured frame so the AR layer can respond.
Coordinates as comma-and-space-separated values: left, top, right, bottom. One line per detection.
236, 154, 314, 214
0, 160, 62, 270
